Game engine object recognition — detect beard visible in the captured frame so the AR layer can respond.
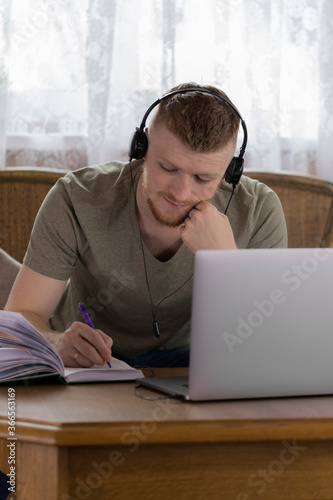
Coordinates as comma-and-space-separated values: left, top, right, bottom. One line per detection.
146, 196, 190, 227
141, 166, 196, 228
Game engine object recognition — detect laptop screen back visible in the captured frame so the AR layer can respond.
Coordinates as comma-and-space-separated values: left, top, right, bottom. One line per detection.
188, 248, 333, 401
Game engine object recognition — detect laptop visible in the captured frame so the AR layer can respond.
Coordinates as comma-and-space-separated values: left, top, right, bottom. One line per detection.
138, 248, 333, 401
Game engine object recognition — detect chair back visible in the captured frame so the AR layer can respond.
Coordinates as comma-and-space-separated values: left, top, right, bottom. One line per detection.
245, 170, 333, 248
0, 167, 67, 262
2, 167, 332, 261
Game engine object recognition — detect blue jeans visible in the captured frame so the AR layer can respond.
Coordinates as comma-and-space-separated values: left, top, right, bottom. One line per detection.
114, 346, 190, 368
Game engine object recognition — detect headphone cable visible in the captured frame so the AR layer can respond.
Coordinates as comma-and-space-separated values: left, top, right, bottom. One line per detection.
130, 164, 180, 366
224, 184, 236, 215
130, 162, 235, 367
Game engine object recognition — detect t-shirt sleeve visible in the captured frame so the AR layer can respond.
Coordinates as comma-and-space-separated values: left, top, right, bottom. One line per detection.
247, 188, 288, 249
23, 177, 80, 280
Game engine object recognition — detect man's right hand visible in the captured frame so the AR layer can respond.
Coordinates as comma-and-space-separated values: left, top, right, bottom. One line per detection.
4, 264, 113, 367
59, 321, 113, 367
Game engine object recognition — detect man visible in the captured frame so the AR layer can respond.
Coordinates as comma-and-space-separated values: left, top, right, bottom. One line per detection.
5, 82, 287, 367
0, 248, 20, 310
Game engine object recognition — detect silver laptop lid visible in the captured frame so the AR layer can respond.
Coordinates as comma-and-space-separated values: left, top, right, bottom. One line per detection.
188, 248, 333, 401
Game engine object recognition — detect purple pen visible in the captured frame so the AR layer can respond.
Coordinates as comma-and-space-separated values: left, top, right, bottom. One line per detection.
78, 302, 112, 368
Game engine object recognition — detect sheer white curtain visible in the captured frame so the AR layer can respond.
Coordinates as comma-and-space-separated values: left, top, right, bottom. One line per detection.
1, 0, 333, 180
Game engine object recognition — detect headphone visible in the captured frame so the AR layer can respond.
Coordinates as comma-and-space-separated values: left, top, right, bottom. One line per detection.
128, 87, 248, 188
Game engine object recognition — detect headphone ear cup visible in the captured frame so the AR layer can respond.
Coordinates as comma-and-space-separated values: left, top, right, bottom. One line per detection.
225, 157, 244, 187
128, 128, 148, 160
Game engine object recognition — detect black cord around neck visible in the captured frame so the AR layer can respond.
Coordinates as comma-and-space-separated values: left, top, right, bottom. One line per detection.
224, 184, 235, 215
130, 162, 234, 366
130, 163, 183, 366
135, 213, 177, 365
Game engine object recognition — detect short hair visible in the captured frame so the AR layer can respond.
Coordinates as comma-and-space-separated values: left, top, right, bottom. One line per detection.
150, 82, 240, 153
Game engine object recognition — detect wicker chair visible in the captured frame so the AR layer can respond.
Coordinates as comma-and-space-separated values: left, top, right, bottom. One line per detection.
0, 167, 67, 262
245, 170, 333, 248
1, 167, 332, 263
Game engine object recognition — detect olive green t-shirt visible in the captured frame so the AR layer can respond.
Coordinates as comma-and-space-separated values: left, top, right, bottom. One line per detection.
24, 160, 287, 357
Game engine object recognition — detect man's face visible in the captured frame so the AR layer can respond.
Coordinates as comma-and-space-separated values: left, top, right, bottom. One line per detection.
140, 123, 236, 227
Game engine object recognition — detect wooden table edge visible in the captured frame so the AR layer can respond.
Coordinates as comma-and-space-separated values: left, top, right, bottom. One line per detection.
2, 418, 333, 447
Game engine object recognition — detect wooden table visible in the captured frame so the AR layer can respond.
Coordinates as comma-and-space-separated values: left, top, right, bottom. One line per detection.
1, 368, 333, 499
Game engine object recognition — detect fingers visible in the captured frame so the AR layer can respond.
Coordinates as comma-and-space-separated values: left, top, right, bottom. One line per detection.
180, 201, 213, 236
60, 322, 113, 368
180, 201, 237, 252
181, 201, 210, 226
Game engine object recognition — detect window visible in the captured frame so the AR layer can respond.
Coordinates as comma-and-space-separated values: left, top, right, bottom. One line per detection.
1, 0, 332, 180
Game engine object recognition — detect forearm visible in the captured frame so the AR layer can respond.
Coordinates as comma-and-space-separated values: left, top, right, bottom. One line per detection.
4, 307, 64, 351
4, 264, 68, 350
4, 265, 112, 368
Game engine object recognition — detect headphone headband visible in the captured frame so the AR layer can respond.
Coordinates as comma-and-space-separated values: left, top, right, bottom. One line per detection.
129, 87, 248, 187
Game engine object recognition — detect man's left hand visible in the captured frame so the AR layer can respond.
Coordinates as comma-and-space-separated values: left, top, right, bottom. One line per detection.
179, 201, 237, 253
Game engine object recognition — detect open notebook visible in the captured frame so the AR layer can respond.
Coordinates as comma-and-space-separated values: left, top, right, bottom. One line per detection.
0, 311, 144, 383
139, 248, 333, 401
